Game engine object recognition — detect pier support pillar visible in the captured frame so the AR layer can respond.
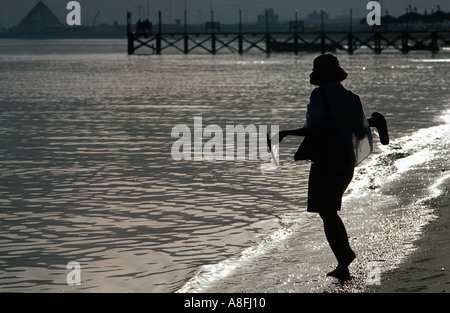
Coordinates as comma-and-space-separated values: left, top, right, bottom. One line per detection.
374, 31, 382, 54
127, 34, 134, 55
127, 11, 134, 55
211, 34, 216, 55
401, 31, 408, 54
431, 31, 439, 55
156, 34, 161, 55
265, 10, 271, 54
348, 33, 354, 55
238, 34, 243, 55
320, 32, 326, 54
184, 10, 188, 55
294, 33, 299, 55
238, 10, 243, 55
156, 11, 162, 55
184, 34, 189, 55
265, 34, 271, 54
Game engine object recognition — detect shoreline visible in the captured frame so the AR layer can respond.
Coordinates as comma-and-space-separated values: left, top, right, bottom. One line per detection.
370, 181, 450, 293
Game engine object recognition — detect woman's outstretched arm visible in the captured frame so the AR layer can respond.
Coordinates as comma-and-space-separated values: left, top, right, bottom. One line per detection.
277, 128, 309, 143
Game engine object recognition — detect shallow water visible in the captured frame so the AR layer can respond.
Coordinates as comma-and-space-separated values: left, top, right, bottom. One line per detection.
0, 39, 449, 292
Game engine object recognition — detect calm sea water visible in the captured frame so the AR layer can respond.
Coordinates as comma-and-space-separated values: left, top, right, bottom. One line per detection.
0, 39, 449, 292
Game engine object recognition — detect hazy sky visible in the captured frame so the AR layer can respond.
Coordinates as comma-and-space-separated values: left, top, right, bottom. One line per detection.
1, 0, 449, 27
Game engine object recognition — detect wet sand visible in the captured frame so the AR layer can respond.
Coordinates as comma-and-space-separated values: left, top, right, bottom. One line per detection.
371, 183, 450, 293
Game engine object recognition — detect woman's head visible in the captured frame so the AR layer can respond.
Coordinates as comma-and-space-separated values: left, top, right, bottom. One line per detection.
309, 54, 348, 86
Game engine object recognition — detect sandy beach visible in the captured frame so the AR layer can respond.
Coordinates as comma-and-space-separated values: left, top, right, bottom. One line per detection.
370, 182, 450, 293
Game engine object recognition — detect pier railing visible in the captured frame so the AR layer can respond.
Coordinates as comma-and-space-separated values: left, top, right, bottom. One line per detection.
127, 12, 450, 55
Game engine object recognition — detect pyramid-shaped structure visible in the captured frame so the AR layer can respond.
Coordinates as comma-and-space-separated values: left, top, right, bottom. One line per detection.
17, 1, 63, 29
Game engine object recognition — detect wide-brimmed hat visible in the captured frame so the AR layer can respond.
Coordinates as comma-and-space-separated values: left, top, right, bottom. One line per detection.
309, 54, 348, 86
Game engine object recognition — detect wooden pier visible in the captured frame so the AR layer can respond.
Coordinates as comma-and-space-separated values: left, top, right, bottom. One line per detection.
127, 11, 450, 56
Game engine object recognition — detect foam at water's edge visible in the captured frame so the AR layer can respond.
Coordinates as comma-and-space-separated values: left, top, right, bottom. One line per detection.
176, 224, 296, 293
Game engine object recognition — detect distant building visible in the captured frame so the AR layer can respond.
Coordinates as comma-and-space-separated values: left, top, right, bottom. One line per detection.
305, 10, 329, 26
7, 0, 125, 39
14, 0, 64, 33
257, 9, 279, 25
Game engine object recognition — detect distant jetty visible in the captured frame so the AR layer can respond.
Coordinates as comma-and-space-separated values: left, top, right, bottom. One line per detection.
126, 9, 450, 55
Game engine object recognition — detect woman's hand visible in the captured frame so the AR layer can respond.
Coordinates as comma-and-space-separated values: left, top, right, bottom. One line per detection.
272, 131, 287, 144
279, 131, 288, 143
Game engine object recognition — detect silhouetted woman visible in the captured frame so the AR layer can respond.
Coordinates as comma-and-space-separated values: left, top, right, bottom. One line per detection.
277, 54, 389, 281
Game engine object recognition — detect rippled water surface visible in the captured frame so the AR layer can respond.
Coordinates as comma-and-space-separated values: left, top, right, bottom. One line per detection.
0, 40, 449, 292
